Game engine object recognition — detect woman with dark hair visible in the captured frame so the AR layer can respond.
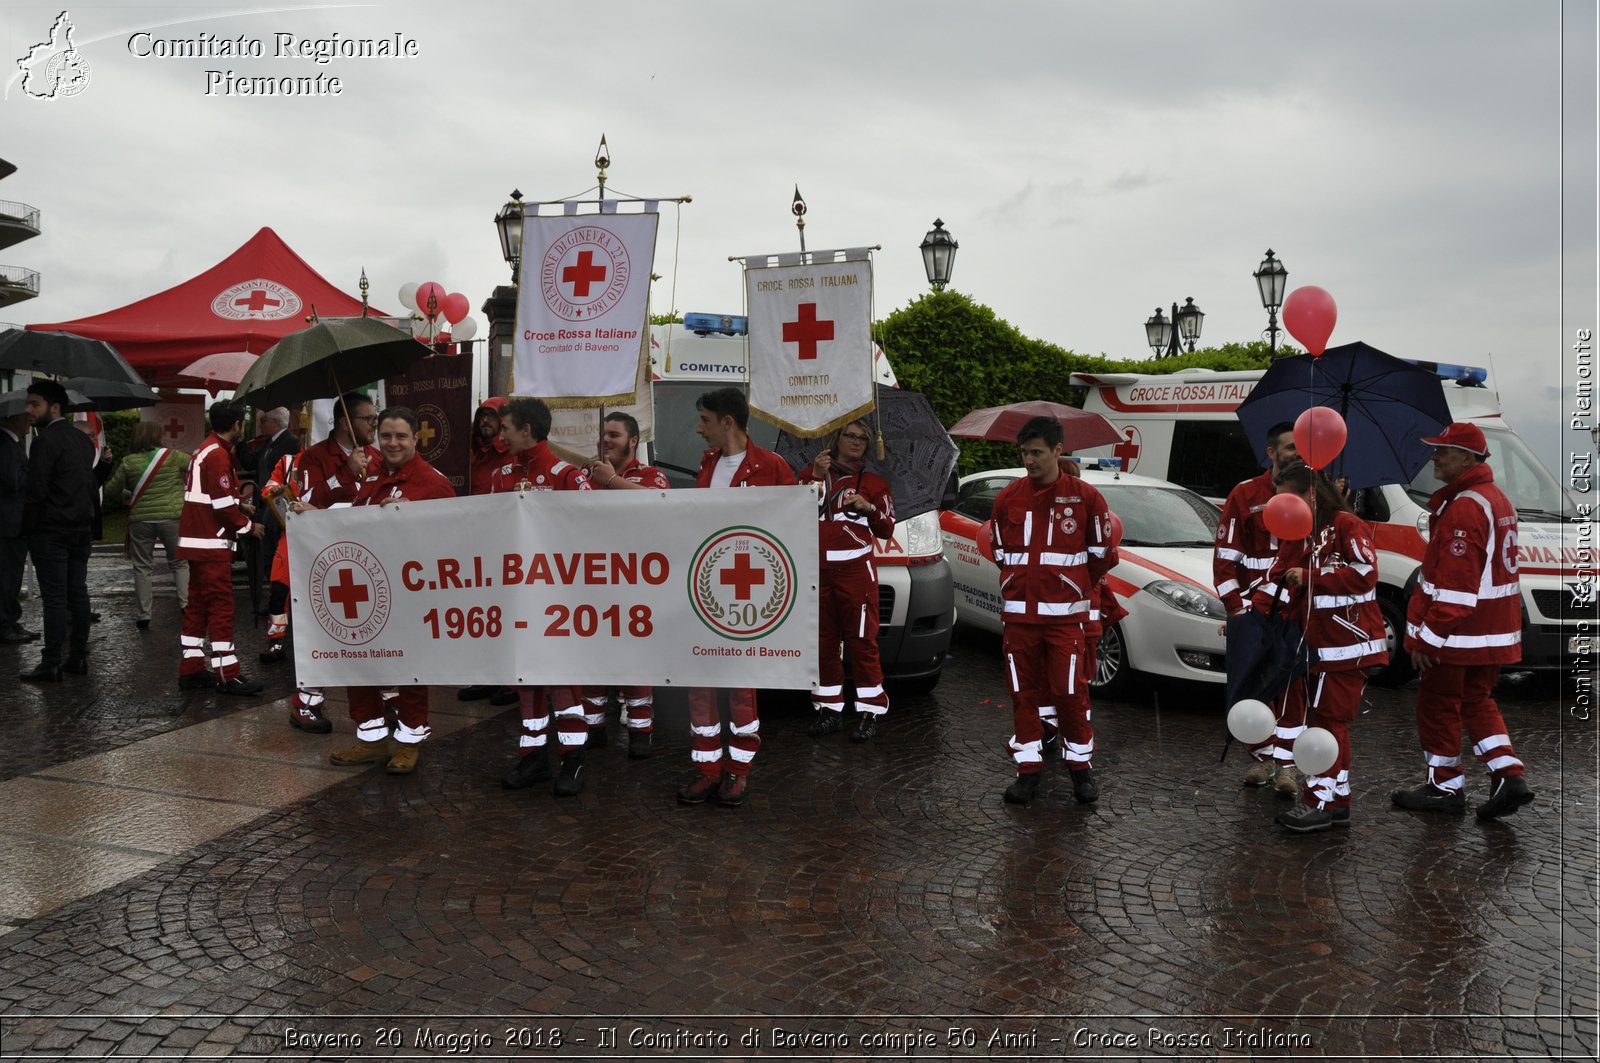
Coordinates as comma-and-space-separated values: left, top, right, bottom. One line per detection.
1261, 463, 1388, 833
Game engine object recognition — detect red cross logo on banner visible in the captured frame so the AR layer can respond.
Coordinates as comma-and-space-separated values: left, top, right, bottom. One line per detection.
328, 566, 370, 620
720, 552, 767, 601
563, 251, 608, 298
782, 303, 834, 360
164, 418, 185, 439
1113, 427, 1142, 472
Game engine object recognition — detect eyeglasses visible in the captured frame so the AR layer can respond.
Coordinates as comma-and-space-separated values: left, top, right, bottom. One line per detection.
356, 415, 379, 424
840, 433, 871, 443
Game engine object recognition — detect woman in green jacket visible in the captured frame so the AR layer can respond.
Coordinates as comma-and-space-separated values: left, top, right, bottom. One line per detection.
104, 421, 190, 628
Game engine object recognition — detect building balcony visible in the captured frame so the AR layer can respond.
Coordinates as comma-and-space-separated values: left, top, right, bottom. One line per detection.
0, 265, 40, 308
0, 200, 40, 253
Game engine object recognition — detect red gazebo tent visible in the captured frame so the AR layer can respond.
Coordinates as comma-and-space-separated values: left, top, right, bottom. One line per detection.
29, 227, 384, 381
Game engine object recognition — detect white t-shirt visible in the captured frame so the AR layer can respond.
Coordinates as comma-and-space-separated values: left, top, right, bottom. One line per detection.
709, 450, 745, 489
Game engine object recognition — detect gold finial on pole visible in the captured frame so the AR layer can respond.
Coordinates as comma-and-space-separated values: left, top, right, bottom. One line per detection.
358, 268, 369, 317
791, 185, 807, 256
595, 134, 611, 201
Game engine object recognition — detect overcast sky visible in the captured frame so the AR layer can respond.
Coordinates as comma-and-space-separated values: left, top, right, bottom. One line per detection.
4, 0, 1595, 481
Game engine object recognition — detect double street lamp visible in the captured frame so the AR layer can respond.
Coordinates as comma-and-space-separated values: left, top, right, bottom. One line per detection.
1253, 248, 1288, 353
920, 218, 957, 291
1145, 297, 1204, 359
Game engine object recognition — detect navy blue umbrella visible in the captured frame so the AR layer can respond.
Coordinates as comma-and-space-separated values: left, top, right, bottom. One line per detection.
1235, 341, 1451, 489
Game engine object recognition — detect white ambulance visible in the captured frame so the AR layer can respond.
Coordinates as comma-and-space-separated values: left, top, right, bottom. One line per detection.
639, 318, 955, 691
1070, 365, 1590, 686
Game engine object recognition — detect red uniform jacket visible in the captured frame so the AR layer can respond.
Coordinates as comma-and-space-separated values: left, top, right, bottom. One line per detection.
469, 397, 510, 496
1405, 463, 1522, 665
354, 452, 457, 506
694, 441, 797, 489
990, 471, 1116, 626
489, 440, 592, 493
614, 458, 670, 490
1213, 470, 1279, 615
177, 432, 251, 560
800, 461, 895, 569
1255, 511, 1388, 672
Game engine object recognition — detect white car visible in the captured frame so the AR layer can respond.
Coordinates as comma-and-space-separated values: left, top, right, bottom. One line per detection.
939, 464, 1229, 693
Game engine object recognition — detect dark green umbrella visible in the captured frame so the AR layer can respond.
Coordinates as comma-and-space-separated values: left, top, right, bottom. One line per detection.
0, 329, 145, 384
234, 317, 429, 408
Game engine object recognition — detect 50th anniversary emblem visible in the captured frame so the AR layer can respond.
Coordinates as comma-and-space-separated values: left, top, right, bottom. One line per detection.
689, 528, 797, 641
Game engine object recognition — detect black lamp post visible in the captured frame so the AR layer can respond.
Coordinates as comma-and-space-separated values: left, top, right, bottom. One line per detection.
1253, 248, 1288, 354
920, 218, 957, 291
494, 189, 524, 284
1144, 297, 1204, 358
485, 189, 525, 397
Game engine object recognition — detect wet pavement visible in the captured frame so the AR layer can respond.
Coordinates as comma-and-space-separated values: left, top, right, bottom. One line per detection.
0, 552, 1594, 1060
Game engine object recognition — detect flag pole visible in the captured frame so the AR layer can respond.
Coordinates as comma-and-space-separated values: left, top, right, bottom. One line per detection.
791, 186, 807, 258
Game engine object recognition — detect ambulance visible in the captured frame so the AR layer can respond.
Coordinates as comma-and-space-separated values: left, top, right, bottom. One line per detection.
1070, 365, 1590, 686
637, 317, 955, 691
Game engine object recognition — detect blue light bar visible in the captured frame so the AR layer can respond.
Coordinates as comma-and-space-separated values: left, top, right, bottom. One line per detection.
683, 312, 748, 336
1404, 358, 1488, 385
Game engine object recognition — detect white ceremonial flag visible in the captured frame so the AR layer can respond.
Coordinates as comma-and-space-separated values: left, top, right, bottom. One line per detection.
514, 212, 659, 406
286, 487, 817, 689
545, 327, 655, 464
746, 258, 873, 436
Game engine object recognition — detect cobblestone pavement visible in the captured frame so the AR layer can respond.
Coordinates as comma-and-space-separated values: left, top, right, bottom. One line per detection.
0, 554, 1594, 1060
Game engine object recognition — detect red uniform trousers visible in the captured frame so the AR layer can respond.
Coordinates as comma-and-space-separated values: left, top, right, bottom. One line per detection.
687, 688, 759, 777
349, 686, 430, 745
1415, 662, 1524, 793
180, 558, 240, 682
1004, 623, 1090, 775
515, 686, 586, 759
1297, 670, 1362, 810
582, 685, 653, 733
814, 563, 888, 717
1253, 681, 1308, 768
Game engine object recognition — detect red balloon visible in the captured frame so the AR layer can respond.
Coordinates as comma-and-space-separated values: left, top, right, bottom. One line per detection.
1263, 493, 1313, 539
415, 281, 446, 318
1294, 406, 1348, 470
978, 519, 997, 563
1106, 511, 1124, 549
442, 292, 470, 325
1282, 285, 1337, 356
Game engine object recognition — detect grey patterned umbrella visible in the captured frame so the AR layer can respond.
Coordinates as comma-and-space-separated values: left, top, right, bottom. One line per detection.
775, 387, 959, 521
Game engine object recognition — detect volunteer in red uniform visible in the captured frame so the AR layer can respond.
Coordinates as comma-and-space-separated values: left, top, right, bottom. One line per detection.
326, 407, 455, 776
987, 416, 1116, 806
583, 411, 671, 760
493, 398, 596, 797
799, 418, 895, 742
468, 397, 509, 497
1214, 420, 1306, 792
1258, 465, 1387, 833
176, 400, 264, 695
262, 393, 380, 733
677, 387, 797, 809
1393, 422, 1535, 820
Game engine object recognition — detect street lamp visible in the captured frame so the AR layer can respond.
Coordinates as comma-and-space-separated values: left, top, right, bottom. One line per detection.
1144, 297, 1204, 358
494, 189, 524, 283
920, 218, 957, 291
1253, 248, 1288, 354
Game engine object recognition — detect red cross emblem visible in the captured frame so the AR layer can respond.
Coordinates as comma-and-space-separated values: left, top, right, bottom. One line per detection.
782, 303, 834, 361
562, 251, 608, 298
163, 417, 185, 439
234, 289, 281, 314
1113, 427, 1141, 472
328, 566, 370, 620
719, 551, 767, 601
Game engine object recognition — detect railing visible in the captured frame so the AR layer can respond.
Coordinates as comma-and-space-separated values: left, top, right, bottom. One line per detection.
0, 200, 39, 230
0, 265, 40, 294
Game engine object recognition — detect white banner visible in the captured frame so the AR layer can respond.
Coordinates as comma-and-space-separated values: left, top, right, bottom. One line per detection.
545, 327, 655, 463
286, 487, 817, 688
513, 212, 659, 406
746, 258, 873, 436
141, 393, 207, 454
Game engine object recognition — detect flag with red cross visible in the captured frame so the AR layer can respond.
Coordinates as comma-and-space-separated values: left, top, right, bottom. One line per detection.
744, 254, 874, 436
512, 210, 659, 408
139, 392, 207, 455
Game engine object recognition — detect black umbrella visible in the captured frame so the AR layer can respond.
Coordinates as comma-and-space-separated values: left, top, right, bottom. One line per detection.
0, 386, 93, 416
0, 329, 145, 384
1234, 341, 1451, 489
774, 387, 960, 521
62, 376, 159, 411
234, 317, 428, 408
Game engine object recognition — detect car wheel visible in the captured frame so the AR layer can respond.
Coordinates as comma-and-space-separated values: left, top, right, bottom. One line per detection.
1090, 623, 1130, 696
1368, 594, 1416, 688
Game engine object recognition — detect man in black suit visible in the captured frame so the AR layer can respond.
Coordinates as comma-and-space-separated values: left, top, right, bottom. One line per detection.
20, 380, 95, 680
248, 407, 299, 584
0, 407, 36, 643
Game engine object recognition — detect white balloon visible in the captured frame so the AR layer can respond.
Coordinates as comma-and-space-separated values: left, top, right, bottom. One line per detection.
1294, 726, 1339, 777
398, 282, 419, 313
1226, 699, 1276, 745
452, 317, 478, 341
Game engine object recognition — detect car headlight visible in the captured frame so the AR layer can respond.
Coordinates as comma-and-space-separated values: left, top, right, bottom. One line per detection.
899, 511, 943, 558
1144, 579, 1227, 620
1416, 511, 1430, 542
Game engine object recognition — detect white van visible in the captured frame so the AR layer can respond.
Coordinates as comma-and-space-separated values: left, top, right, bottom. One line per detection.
1071, 365, 1590, 686
642, 320, 955, 690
